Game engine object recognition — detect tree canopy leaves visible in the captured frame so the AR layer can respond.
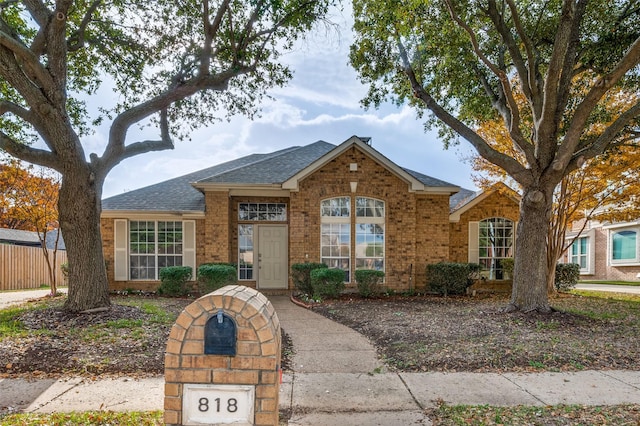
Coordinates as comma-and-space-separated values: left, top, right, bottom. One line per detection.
350, 0, 640, 312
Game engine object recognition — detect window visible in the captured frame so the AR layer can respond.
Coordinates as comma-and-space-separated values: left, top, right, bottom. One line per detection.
355, 197, 384, 271
478, 218, 514, 280
238, 225, 254, 280
236, 203, 286, 280
239, 203, 286, 221
612, 230, 637, 263
129, 220, 183, 280
321, 197, 351, 281
570, 237, 589, 270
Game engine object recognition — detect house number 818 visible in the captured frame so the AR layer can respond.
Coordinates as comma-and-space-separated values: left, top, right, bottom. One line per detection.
198, 397, 238, 413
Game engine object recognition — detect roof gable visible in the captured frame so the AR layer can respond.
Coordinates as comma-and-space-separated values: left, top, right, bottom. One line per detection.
102, 136, 461, 214
449, 182, 520, 222
282, 136, 459, 194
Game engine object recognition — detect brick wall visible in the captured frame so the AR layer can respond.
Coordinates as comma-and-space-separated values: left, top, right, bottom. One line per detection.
204, 191, 231, 263
101, 217, 206, 291
102, 145, 459, 293
164, 285, 281, 426
590, 227, 640, 281
290, 145, 451, 292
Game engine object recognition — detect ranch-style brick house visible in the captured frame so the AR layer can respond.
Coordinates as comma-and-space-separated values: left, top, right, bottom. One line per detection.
101, 136, 520, 293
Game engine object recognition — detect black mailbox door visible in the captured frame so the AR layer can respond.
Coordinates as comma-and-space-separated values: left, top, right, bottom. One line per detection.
204, 312, 237, 356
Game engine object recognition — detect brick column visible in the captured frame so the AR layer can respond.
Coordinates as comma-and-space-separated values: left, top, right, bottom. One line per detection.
164, 285, 281, 425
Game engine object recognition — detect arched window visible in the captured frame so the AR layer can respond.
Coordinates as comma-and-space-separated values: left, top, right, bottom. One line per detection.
478, 218, 514, 280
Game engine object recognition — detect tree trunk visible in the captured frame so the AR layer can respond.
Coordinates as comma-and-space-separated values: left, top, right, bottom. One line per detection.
507, 187, 554, 313
59, 166, 110, 313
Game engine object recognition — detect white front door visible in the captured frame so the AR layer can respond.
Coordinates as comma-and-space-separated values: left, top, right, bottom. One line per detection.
257, 225, 288, 289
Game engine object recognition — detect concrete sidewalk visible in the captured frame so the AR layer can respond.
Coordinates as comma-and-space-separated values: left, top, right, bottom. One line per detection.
2, 294, 640, 425
3, 369, 640, 424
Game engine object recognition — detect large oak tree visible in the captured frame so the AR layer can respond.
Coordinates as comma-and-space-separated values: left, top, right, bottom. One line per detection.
350, 0, 640, 312
472, 114, 640, 295
0, 0, 332, 312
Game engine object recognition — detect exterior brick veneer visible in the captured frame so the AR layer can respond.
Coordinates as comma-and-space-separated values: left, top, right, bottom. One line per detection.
449, 191, 520, 263
164, 285, 281, 426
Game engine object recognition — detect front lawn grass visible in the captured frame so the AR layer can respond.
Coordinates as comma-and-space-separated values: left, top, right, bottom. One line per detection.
0, 410, 163, 425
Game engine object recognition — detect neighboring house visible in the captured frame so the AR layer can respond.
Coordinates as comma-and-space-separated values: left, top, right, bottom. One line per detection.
562, 218, 640, 281
101, 136, 520, 292
0, 228, 66, 250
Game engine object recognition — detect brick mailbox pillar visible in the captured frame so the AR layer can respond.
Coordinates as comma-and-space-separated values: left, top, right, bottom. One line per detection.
164, 285, 281, 426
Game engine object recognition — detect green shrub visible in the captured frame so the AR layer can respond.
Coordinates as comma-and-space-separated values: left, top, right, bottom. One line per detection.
197, 263, 237, 294
500, 258, 514, 278
158, 266, 192, 296
426, 262, 481, 296
355, 269, 385, 298
310, 268, 345, 299
291, 263, 327, 295
555, 263, 580, 292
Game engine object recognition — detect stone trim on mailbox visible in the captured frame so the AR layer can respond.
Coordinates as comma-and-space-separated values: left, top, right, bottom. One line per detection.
164, 285, 281, 426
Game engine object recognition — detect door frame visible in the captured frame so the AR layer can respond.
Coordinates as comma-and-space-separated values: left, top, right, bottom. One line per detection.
256, 224, 288, 289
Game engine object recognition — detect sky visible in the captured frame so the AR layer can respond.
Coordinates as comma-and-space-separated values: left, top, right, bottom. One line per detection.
93, 8, 479, 199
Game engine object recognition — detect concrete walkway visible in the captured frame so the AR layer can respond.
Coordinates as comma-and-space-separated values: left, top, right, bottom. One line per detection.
575, 283, 640, 294
2, 292, 640, 425
0, 288, 66, 309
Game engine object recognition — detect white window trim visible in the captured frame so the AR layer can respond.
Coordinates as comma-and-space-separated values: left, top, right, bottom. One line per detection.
565, 229, 595, 275
114, 219, 196, 281
608, 226, 640, 266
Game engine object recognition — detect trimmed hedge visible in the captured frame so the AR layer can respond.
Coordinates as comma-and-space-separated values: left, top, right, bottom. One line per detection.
555, 263, 580, 292
355, 269, 385, 298
310, 268, 345, 299
158, 266, 193, 296
197, 263, 238, 294
291, 263, 328, 295
426, 262, 481, 296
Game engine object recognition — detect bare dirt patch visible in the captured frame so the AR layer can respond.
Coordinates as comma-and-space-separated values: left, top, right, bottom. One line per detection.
0, 294, 294, 378
311, 293, 640, 372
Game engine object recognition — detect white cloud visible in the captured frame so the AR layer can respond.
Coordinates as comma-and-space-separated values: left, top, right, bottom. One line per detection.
101, 5, 480, 198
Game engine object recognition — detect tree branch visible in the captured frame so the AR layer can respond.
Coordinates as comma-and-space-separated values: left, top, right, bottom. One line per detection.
443, 0, 536, 168
23, 0, 51, 55
556, 37, 640, 170
67, 0, 103, 52
487, 0, 538, 111
0, 132, 59, 170
537, 0, 584, 155
0, 27, 57, 94
576, 100, 640, 162
397, 39, 532, 186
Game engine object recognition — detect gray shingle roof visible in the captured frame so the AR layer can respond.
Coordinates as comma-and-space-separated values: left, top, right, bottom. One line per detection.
102, 140, 459, 213
0, 228, 65, 250
449, 187, 478, 212
198, 141, 336, 184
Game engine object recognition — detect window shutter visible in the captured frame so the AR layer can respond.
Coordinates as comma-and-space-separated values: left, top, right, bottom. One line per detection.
468, 221, 479, 264
183, 220, 196, 273
114, 220, 128, 281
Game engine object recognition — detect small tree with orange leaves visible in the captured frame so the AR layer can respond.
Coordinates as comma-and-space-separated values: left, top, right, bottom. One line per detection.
472, 88, 640, 295
1, 159, 62, 295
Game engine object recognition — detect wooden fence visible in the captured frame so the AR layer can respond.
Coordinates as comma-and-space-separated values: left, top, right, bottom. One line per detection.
0, 244, 68, 291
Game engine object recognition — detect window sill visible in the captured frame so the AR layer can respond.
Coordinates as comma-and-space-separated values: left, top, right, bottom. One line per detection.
610, 261, 640, 267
